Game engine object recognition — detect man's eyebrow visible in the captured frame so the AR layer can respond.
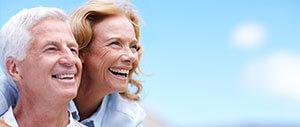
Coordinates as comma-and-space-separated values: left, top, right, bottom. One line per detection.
44, 41, 78, 48
44, 41, 59, 47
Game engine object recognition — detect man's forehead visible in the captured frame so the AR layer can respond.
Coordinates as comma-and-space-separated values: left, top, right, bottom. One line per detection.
28, 18, 76, 47
30, 17, 63, 31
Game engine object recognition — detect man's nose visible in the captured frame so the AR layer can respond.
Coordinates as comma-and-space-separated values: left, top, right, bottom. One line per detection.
58, 48, 77, 66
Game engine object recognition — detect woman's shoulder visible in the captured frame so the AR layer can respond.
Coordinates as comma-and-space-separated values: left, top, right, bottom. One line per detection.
0, 75, 18, 116
107, 93, 146, 120
102, 93, 146, 126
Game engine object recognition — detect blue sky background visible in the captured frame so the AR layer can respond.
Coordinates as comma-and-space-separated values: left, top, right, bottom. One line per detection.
1, 0, 300, 126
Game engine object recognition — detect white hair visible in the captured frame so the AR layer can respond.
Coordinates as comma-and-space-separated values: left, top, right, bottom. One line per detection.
0, 7, 69, 90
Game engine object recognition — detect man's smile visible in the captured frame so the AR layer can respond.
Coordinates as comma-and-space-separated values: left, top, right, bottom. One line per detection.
52, 74, 76, 79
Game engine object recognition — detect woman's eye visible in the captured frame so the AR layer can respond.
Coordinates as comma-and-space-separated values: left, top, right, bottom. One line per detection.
131, 45, 137, 50
110, 41, 120, 45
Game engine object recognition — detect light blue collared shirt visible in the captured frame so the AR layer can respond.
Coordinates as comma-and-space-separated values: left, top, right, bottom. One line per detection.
0, 75, 146, 127
0, 76, 18, 116
68, 92, 146, 127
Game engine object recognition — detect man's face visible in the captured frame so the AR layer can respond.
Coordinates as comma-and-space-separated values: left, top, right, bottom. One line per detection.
17, 18, 82, 101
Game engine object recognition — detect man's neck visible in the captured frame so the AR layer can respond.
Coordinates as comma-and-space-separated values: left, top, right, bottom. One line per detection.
13, 93, 70, 127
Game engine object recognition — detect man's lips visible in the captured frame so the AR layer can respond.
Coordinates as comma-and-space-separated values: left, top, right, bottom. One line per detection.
51, 73, 78, 85
52, 69, 78, 80
52, 74, 76, 79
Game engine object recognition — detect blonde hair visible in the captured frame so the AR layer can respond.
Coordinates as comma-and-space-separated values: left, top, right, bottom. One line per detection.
70, 0, 143, 101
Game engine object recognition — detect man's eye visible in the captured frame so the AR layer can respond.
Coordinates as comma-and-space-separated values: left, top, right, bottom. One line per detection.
46, 47, 57, 51
71, 48, 79, 55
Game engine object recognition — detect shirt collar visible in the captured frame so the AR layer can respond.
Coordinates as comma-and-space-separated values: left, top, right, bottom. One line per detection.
68, 100, 80, 120
0, 106, 18, 127
2, 106, 78, 127
67, 93, 146, 127
67, 110, 76, 127
68, 95, 109, 127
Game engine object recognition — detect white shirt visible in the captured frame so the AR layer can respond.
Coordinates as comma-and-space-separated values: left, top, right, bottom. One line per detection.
0, 106, 86, 127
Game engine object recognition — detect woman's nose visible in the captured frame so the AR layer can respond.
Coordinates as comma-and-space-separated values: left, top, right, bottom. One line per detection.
120, 48, 136, 64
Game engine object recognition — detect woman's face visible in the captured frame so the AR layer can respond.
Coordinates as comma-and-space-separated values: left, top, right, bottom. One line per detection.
82, 14, 139, 93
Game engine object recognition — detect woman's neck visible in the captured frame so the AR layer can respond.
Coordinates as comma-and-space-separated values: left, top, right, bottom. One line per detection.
74, 73, 108, 121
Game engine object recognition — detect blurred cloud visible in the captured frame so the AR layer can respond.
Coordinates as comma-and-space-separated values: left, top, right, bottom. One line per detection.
143, 108, 168, 127
141, 101, 169, 127
231, 22, 266, 48
242, 51, 300, 102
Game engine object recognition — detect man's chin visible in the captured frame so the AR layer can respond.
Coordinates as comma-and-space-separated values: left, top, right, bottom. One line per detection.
56, 88, 78, 101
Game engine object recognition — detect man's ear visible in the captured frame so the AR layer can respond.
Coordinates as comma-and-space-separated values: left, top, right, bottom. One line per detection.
5, 57, 22, 81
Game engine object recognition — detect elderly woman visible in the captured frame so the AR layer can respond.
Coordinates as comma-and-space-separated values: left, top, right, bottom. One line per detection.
68, 0, 146, 126
0, 0, 146, 127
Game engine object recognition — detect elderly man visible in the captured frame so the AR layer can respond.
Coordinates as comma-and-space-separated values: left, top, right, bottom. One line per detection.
0, 7, 85, 127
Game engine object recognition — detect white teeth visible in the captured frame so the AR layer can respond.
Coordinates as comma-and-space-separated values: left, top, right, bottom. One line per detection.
109, 68, 129, 75
55, 74, 75, 79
